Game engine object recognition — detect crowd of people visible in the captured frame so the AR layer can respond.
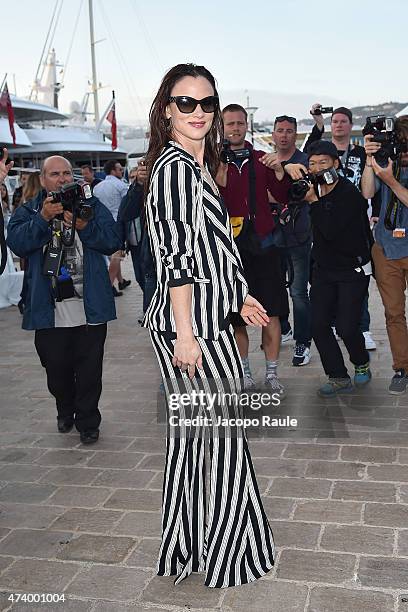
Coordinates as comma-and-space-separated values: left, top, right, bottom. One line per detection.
1, 61, 408, 589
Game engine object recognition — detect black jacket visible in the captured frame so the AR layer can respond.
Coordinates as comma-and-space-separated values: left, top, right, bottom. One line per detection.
310, 177, 372, 271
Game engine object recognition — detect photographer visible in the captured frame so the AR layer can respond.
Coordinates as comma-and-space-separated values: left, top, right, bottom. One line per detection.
285, 141, 372, 396
272, 115, 312, 365
305, 103, 376, 351
7, 155, 122, 444
361, 116, 408, 394
216, 104, 290, 396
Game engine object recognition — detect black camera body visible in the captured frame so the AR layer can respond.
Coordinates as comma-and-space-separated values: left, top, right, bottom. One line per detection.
311, 106, 333, 116
289, 168, 338, 201
362, 116, 408, 167
50, 181, 93, 221
220, 139, 251, 164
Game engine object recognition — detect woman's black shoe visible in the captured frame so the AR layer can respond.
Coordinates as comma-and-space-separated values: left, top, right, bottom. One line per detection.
57, 417, 74, 433
80, 430, 99, 445
112, 285, 123, 297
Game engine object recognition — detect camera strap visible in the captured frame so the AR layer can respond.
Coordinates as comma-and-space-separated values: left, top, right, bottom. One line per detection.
338, 144, 352, 177
247, 153, 257, 219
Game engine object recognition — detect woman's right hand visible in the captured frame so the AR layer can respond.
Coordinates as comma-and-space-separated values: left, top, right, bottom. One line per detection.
172, 335, 203, 379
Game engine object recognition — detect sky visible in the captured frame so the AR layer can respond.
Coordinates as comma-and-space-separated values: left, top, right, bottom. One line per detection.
2, 0, 408, 125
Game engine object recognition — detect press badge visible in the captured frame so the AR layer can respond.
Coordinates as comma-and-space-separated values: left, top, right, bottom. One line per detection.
393, 228, 406, 238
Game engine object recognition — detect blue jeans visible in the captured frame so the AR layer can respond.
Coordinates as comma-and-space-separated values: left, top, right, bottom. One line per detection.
280, 241, 312, 345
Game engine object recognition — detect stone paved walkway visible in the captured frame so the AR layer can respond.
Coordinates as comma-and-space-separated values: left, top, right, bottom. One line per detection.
0, 267, 407, 612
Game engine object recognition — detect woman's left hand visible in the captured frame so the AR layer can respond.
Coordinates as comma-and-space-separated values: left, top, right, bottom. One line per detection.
240, 294, 270, 326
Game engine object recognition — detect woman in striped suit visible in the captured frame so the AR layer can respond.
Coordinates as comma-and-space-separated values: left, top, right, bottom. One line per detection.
143, 64, 275, 588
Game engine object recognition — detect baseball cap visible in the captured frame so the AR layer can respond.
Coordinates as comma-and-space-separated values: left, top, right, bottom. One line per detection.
332, 107, 353, 123
307, 140, 339, 160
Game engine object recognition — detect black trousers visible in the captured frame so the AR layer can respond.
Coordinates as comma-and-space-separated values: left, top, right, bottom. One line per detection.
311, 267, 370, 378
34, 324, 107, 431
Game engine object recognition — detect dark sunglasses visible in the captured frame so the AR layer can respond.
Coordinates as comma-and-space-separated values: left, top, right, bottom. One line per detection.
275, 115, 297, 125
169, 95, 219, 114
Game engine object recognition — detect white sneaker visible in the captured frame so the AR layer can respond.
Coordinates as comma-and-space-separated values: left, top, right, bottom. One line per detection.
243, 374, 256, 390
292, 344, 311, 366
281, 329, 293, 344
363, 331, 377, 351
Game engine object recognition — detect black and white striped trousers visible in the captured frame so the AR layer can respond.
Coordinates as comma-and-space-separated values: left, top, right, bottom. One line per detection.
150, 327, 275, 588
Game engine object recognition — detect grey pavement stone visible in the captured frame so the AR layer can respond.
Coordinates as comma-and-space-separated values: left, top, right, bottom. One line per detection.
84, 437, 135, 452
145, 472, 163, 491
364, 502, 408, 527
261, 497, 296, 520
320, 524, 394, 555
270, 520, 321, 549
367, 464, 408, 482
141, 574, 222, 608
245, 441, 287, 457
400, 485, 408, 503
222, 579, 308, 612
57, 534, 136, 563
33, 434, 82, 449
47, 486, 112, 508
340, 445, 397, 463
284, 443, 339, 460
0, 529, 9, 541
294, 500, 362, 524
305, 461, 365, 480
308, 586, 394, 612
0, 483, 56, 504
276, 549, 356, 584
113, 511, 161, 538
332, 480, 397, 502
370, 433, 408, 446
252, 458, 307, 478
268, 477, 331, 499
86, 452, 145, 469
104, 489, 162, 512
0, 503, 65, 529
50, 508, 124, 533
126, 438, 166, 454
398, 529, 408, 555
39, 466, 102, 485
137, 455, 165, 470
0, 448, 45, 464
0, 556, 14, 573
93, 469, 156, 489
35, 449, 95, 466
0, 529, 73, 559
92, 603, 170, 612
358, 555, 408, 589
67, 565, 152, 602
0, 464, 50, 483
0, 559, 79, 592
398, 447, 408, 463
124, 538, 160, 568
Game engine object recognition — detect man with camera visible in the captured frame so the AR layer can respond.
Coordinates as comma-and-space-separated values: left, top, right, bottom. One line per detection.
361, 115, 408, 394
215, 104, 290, 396
7, 155, 122, 443
306, 103, 376, 351
272, 115, 312, 365
285, 140, 372, 396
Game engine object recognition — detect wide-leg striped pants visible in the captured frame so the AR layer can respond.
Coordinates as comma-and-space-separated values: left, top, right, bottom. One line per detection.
150, 327, 275, 588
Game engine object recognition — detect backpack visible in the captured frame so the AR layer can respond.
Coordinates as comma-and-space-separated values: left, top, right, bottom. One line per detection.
117, 182, 143, 248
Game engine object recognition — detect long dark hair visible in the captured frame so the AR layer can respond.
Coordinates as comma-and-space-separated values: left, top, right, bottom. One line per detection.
145, 63, 223, 184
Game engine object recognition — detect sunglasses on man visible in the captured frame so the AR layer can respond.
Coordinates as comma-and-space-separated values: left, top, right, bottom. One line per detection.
169, 96, 219, 114
275, 115, 297, 125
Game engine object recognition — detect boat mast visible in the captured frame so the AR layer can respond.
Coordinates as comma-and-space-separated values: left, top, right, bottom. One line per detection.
88, 0, 100, 124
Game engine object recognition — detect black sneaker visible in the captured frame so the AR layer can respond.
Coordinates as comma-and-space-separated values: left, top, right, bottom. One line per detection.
57, 417, 74, 433
118, 279, 131, 290
80, 430, 100, 444
389, 369, 408, 395
292, 344, 311, 367
112, 285, 123, 297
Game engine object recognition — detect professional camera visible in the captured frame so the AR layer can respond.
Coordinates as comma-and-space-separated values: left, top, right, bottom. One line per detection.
362, 116, 408, 167
50, 181, 93, 221
220, 139, 251, 164
288, 168, 338, 201
311, 106, 333, 116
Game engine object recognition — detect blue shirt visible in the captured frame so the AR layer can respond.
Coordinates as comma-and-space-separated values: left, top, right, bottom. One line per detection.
374, 167, 408, 259
93, 175, 128, 221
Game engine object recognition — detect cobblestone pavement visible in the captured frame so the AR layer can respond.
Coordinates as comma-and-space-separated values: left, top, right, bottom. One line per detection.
0, 268, 407, 612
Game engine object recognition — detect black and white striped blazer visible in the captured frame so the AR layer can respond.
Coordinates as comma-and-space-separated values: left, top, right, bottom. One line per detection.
142, 142, 248, 340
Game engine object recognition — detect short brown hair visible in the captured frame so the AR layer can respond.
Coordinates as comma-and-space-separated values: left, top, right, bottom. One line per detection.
222, 104, 248, 120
